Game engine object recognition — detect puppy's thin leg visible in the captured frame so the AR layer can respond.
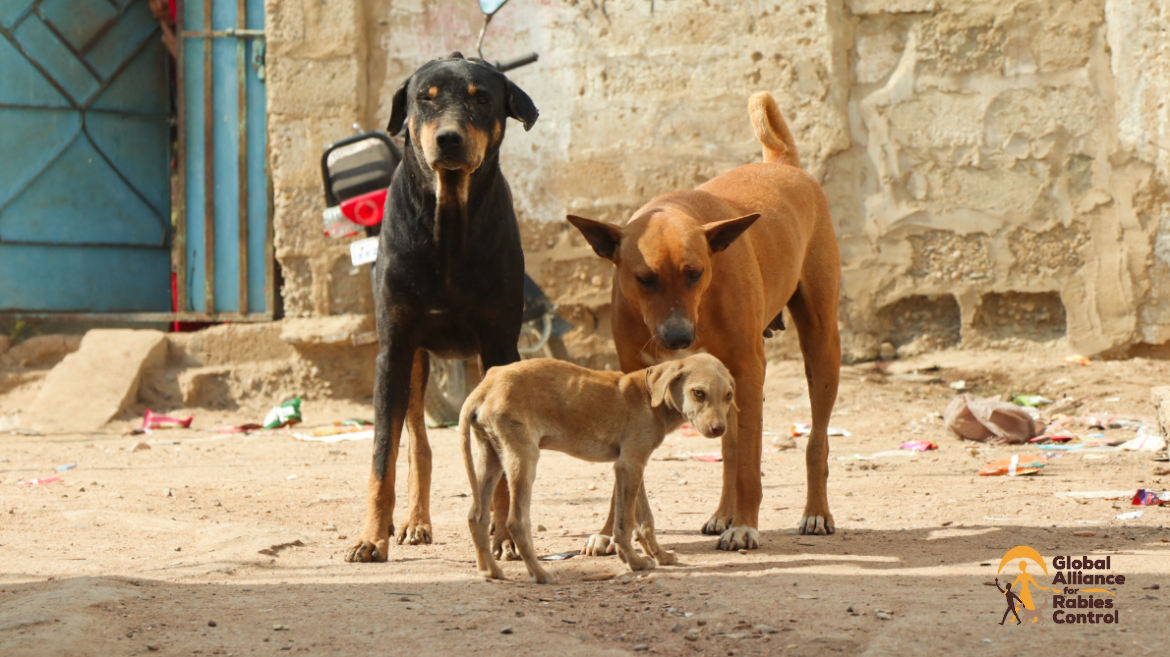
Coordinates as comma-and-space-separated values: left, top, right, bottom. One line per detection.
490, 477, 519, 561
613, 457, 655, 571
634, 481, 675, 565
468, 429, 505, 579
502, 441, 555, 584
400, 350, 433, 545
788, 280, 841, 535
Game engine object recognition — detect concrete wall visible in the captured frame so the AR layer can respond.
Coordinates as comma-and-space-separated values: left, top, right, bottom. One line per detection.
265, 0, 1170, 362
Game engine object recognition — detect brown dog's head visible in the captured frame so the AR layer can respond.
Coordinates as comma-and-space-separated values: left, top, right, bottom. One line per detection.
387, 52, 538, 174
567, 208, 758, 351
646, 353, 736, 437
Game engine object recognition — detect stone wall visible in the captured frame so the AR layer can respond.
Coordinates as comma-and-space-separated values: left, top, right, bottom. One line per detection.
265, 0, 1170, 362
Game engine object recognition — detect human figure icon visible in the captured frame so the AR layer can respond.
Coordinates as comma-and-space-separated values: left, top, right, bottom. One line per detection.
996, 578, 1023, 625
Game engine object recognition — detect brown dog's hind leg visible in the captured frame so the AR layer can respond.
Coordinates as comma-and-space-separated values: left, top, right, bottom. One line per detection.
398, 350, 434, 545
582, 483, 617, 556
787, 282, 841, 535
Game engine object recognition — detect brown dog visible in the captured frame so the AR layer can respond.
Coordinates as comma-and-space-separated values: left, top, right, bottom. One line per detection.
460, 354, 735, 583
568, 92, 841, 550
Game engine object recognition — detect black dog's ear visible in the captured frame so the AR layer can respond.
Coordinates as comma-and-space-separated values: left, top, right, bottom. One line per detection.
387, 76, 411, 136
567, 215, 622, 263
506, 79, 539, 131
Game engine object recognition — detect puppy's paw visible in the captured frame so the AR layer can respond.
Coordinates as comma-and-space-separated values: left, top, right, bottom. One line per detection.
581, 534, 616, 557
716, 526, 760, 551
797, 512, 835, 535
344, 536, 389, 563
396, 522, 433, 546
492, 537, 520, 561
701, 515, 730, 536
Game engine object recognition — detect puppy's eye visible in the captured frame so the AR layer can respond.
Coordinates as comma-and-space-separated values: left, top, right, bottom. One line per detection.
726, 392, 733, 402
686, 269, 703, 284
692, 389, 705, 401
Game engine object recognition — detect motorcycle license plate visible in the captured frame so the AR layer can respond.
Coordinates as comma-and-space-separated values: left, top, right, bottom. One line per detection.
350, 237, 379, 266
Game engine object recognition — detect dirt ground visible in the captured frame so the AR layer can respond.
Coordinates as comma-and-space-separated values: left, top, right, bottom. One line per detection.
3, 347, 1169, 656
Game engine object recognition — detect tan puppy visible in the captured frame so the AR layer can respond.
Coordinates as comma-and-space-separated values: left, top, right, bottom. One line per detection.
568, 92, 841, 550
460, 354, 735, 583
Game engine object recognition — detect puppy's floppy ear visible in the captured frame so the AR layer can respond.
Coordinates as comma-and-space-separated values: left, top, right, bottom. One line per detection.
647, 360, 687, 409
387, 76, 411, 136
506, 79, 539, 131
567, 215, 622, 263
705, 213, 760, 253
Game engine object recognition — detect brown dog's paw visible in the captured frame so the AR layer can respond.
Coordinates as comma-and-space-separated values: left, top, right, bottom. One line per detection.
716, 526, 760, 551
581, 534, 616, 557
492, 536, 520, 561
396, 522, 433, 546
701, 515, 729, 536
344, 537, 389, 563
654, 550, 678, 566
530, 568, 558, 585
797, 514, 835, 535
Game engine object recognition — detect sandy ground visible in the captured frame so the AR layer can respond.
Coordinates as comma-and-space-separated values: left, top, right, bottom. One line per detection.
2, 348, 1170, 656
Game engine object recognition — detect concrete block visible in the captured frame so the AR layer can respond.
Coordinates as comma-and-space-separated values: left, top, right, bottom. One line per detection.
24, 330, 168, 433
280, 314, 373, 346
1151, 386, 1170, 438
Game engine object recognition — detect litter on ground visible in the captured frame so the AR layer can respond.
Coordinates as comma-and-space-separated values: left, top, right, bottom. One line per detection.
263, 398, 303, 429
900, 440, 937, 452
143, 409, 193, 430
791, 422, 852, 437
945, 394, 1045, 444
978, 454, 1047, 476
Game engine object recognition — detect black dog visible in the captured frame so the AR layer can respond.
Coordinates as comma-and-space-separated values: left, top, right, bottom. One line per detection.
345, 53, 538, 563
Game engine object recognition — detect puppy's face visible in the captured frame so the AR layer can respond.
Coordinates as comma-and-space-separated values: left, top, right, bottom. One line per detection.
567, 211, 759, 352
386, 53, 538, 174
647, 353, 736, 438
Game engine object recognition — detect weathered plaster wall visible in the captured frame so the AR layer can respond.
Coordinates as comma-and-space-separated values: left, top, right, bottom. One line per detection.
266, 0, 1170, 362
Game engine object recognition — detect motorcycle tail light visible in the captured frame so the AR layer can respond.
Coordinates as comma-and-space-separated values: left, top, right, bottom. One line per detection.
340, 189, 387, 227
322, 206, 363, 238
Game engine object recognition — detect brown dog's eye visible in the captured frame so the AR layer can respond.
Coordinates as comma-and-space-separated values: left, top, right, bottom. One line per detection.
692, 389, 705, 401
636, 275, 656, 288
686, 269, 703, 284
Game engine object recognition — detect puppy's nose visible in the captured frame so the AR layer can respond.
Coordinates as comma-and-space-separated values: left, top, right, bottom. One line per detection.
659, 320, 694, 351
709, 424, 726, 437
436, 130, 464, 150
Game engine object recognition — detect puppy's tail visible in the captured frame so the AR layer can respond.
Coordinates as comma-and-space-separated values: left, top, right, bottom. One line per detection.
459, 396, 479, 496
749, 91, 800, 168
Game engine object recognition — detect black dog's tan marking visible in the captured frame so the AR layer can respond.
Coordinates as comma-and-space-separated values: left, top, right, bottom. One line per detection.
345, 52, 538, 563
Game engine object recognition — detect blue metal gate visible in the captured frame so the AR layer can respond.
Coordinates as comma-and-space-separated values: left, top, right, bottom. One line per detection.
177, 0, 271, 318
0, 0, 172, 313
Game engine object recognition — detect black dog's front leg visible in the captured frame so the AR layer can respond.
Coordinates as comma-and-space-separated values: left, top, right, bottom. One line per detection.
345, 342, 414, 562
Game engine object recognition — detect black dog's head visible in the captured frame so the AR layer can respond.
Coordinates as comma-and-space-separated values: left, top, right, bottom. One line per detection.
387, 52, 538, 174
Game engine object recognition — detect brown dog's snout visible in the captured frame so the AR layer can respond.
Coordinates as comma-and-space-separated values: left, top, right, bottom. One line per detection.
658, 317, 694, 351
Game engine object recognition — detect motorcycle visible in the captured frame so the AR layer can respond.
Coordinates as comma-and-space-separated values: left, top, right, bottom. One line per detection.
319, 0, 572, 425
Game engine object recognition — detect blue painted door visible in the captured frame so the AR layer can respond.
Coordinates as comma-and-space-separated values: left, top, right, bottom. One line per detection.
180, 0, 268, 316
0, 0, 172, 312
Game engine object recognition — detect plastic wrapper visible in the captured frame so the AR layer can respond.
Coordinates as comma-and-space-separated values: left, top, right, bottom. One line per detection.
945, 394, 1046, 444
143, 409, 193, 430
900, 440, 937, 451
1132, 489, 1170, 506
977, 454, 1047, 476
263, 398, 303, 429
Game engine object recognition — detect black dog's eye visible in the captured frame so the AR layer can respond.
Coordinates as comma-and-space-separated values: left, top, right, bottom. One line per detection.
692, 389, 705, 401
476, 95, 489, 105
686, 269, 703, 284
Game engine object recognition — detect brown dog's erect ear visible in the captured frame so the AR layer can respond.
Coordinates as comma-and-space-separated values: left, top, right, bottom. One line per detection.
506, 79, 539, 131
647, 360, 686, 409
705, 213, 760, 253
567, 215, 622, 262
387, 76, 411, 136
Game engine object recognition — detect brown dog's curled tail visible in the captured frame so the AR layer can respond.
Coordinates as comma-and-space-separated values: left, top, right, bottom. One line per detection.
749, 91, 800, 168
